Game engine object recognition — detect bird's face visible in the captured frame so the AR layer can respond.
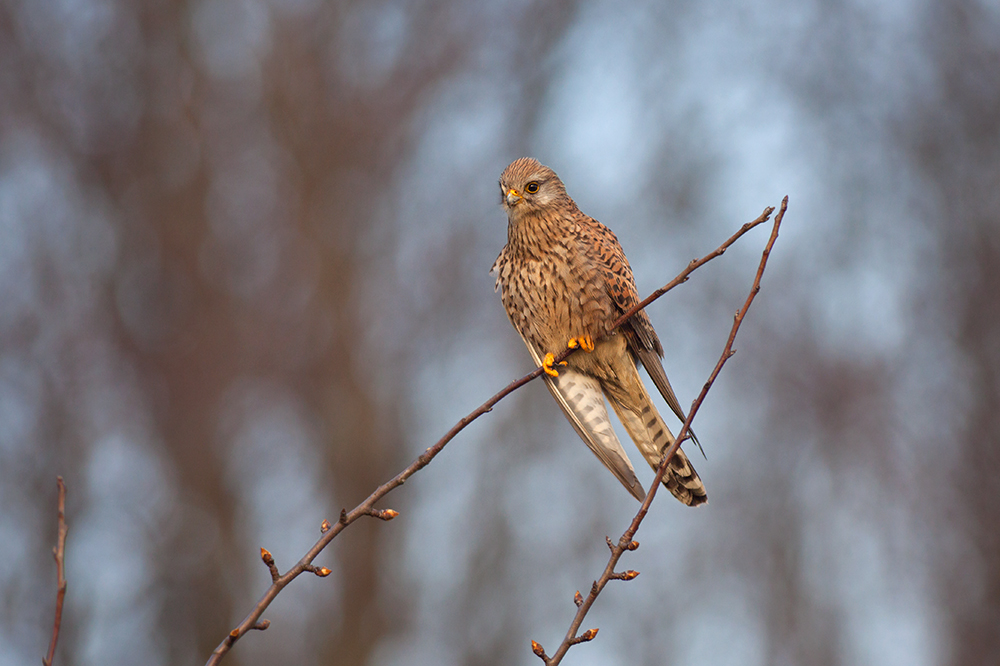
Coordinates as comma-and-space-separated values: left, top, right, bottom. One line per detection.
499, 157, 565, 221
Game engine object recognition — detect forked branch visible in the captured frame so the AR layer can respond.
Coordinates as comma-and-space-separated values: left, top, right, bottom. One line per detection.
205, 200, 783, 665
532, 196, 787, 665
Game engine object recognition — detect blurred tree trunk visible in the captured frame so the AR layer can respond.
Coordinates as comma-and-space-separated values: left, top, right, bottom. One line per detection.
910, 3, 1000, 663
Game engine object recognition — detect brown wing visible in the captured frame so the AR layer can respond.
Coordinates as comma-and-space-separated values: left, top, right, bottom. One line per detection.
581, 216, 703, 453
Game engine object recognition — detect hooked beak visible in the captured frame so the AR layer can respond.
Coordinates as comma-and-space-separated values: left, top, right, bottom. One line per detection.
505, 188, 522, 207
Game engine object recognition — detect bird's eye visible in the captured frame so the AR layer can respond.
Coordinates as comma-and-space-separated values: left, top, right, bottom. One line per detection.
525, 181, 540, 194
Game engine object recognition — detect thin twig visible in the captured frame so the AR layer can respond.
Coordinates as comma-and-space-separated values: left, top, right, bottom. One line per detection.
205, 202, 779, 665
42, 476, 68, 666
534, 196, 787, 665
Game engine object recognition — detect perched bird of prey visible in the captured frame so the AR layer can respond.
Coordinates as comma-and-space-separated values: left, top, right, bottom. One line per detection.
491, 157, 707, 506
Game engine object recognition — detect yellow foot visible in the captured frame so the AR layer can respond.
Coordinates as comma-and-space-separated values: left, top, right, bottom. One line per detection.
542, 352, 566, 377
567, 335, 595, 352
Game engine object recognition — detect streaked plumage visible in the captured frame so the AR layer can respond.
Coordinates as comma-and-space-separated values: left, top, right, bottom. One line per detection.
491, 157, 707, 506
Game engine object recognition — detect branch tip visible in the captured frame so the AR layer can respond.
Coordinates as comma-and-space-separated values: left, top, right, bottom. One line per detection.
610, 570, 634, 581
304, 564, 332, 578
43, 476, 68, 666
367, 508, 399, 521
260, 547, 279, 581
530, 640, 547, 659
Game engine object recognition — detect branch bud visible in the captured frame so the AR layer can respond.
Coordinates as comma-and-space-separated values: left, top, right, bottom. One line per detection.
610, 569, 640, 581
368, 508, 399, 521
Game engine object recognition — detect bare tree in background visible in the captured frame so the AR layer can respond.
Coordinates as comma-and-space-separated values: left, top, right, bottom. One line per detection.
0, 2, 583, 665
707, 1, 1000, 664
907, 4, 1000, 663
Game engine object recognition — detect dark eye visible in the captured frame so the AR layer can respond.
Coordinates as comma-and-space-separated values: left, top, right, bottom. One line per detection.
525, 181, 540, 194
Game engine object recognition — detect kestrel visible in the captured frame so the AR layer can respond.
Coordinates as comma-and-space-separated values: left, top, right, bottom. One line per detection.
491, 157, 707, 506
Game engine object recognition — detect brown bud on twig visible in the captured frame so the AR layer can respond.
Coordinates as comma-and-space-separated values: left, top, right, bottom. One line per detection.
303, 564, 332, 578
339, 509, 348, 525
626, 540, 639, 551
366, 508, 399, 521
573, 590, 583, 607
321, 519, 331, 533
260, 547, 279, 582
530, 640, 547, 659
568, 628, 600, 646
610, 570, 640, 581
251, 620, 270, 631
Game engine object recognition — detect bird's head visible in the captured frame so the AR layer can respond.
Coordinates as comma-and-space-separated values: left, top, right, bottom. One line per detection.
498, 157, 569, 222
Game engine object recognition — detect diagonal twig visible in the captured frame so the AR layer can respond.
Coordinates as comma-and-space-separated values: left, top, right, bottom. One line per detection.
205, 201, 780, 665
43, 476, 69, 666
532, 196, 788, 665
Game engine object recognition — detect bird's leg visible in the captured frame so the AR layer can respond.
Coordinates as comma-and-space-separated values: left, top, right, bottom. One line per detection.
567, 335, 595, 352
542, 352, 566, 377
543, 335, 592, 377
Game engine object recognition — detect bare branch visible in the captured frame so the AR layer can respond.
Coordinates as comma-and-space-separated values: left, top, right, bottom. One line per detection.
538, 196, 788, 665
205, 201, 781, 665
365, 508, 400, 521
302, 564, 332, 578
608, 570, 640, 581
42, 476, 68, 666
260, 548, 279, 583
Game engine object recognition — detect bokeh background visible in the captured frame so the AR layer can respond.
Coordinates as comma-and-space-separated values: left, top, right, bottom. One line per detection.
2, 1, 999, 664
